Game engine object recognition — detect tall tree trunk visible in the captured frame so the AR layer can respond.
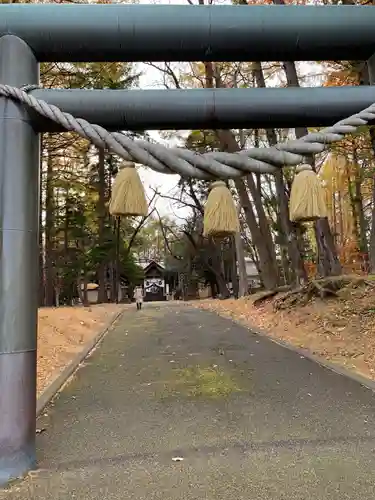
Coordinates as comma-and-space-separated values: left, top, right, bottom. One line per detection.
355, 182, 368, 258
365, 53, 375, 270
346, 164, 365, 260
202, 58, 278, 289
44, 140, 55, 306
252, 61, 307, 285
63, 191, 71, 303
246, 173, 274, 253
268, 0, 341, 277
97, 148, 107, 303
77, 277, 89, 307
234, 178, 278, 289
77, 229, 90, 307
39, 136, 45, 306
315, 218, 342, 276
209, 239, 230, 298
278, 53, 342, 276
108, 218, 119, 303
314, 222, 331, 277
114, 217, 121, 303
337, 188, 344, 248
107, 165, 117, 303
183, 230, 230, 298
369, 179, 375, 273
352, 156, 369, 257
234, 211, 248, 297
229, 236, 239, 298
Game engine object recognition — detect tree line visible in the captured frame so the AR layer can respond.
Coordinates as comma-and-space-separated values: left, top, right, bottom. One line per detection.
3, 0, 375, 305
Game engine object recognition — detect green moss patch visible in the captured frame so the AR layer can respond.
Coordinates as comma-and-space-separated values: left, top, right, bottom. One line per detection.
165, 365, 242, 399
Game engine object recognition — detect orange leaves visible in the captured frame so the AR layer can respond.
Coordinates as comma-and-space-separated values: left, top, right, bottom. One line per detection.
247, 0, 274, 4
324, 71, 355, 87
323, 61, 362, 87
246, 0, 307, 4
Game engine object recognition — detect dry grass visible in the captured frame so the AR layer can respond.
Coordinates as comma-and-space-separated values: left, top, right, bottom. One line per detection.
37, 304, 125, 395
193, 282, 375, 382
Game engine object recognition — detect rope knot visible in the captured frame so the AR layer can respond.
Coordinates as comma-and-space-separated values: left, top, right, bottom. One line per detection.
296, 163, 313, 174
210, 180, 227, 189
119, 161, 136, 170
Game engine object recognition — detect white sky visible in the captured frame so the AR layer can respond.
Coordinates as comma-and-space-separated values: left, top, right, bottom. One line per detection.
136, 0, 224, 220
136, 78, 190, 219
136, 0, 193, 220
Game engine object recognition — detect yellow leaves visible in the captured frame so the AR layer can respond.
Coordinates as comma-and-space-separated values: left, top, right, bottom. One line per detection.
319, 153, 372, 265
320, 154, 348, 190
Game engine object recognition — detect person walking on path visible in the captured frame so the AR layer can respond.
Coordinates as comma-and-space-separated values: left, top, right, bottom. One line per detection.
134, 286, 144, 310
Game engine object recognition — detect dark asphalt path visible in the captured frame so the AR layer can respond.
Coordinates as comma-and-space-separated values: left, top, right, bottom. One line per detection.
2, 303, 375, 499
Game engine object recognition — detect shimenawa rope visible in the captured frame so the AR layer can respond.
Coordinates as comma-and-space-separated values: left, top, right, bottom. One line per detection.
1, 84, 374, 180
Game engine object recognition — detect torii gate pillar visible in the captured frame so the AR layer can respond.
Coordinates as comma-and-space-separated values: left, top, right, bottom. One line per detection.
0, 35, 40, 485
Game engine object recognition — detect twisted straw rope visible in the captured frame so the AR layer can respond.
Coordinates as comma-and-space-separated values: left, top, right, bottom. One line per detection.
1, 84, 374, 179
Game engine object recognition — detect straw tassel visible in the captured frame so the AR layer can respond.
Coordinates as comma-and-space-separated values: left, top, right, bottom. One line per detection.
109, 161, 148, 217
289, 164, 327, 222
203, 181, 239, 238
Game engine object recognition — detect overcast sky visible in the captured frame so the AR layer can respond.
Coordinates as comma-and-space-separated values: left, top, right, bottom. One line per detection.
136, 67, 191, 220
134, 0, 192, 221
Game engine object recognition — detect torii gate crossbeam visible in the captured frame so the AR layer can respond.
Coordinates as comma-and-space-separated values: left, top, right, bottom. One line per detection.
0, 4, 375, 62
1, 3, 375, 486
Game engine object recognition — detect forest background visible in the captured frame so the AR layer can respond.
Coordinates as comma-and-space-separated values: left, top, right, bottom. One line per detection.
3, 0, 373, 311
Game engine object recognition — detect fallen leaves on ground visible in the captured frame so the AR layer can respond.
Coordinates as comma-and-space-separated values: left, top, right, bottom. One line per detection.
37, 304, 125, 395
193, 283, 375, 381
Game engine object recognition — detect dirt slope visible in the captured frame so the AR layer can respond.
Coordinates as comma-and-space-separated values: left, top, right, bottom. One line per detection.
194, 282, 375, 381
37, 304, 124, 395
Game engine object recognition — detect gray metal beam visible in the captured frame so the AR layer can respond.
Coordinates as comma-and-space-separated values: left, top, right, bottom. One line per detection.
1, 4, 375, 62
30, 86, 375, 132
0, 35, 39, 485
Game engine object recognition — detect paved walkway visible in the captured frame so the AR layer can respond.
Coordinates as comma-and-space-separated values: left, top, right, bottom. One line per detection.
2, 303, 375, 499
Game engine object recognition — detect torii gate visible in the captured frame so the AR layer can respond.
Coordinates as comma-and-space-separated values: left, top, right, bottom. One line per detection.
1, 2, 375, 485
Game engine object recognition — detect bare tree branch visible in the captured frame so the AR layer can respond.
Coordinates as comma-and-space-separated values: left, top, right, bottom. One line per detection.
124, 191, 158, 255
145, 62, 182, 90
151, 186, 199, 213
154, 207, 183, 261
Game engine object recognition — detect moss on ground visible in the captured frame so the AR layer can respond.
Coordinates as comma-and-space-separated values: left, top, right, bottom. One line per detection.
163, 365, 242, 400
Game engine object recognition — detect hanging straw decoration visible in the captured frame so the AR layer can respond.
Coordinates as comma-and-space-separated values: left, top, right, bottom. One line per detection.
289, 163, 327, 222
203, 180, 239, 238
109, 161, 148, 217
